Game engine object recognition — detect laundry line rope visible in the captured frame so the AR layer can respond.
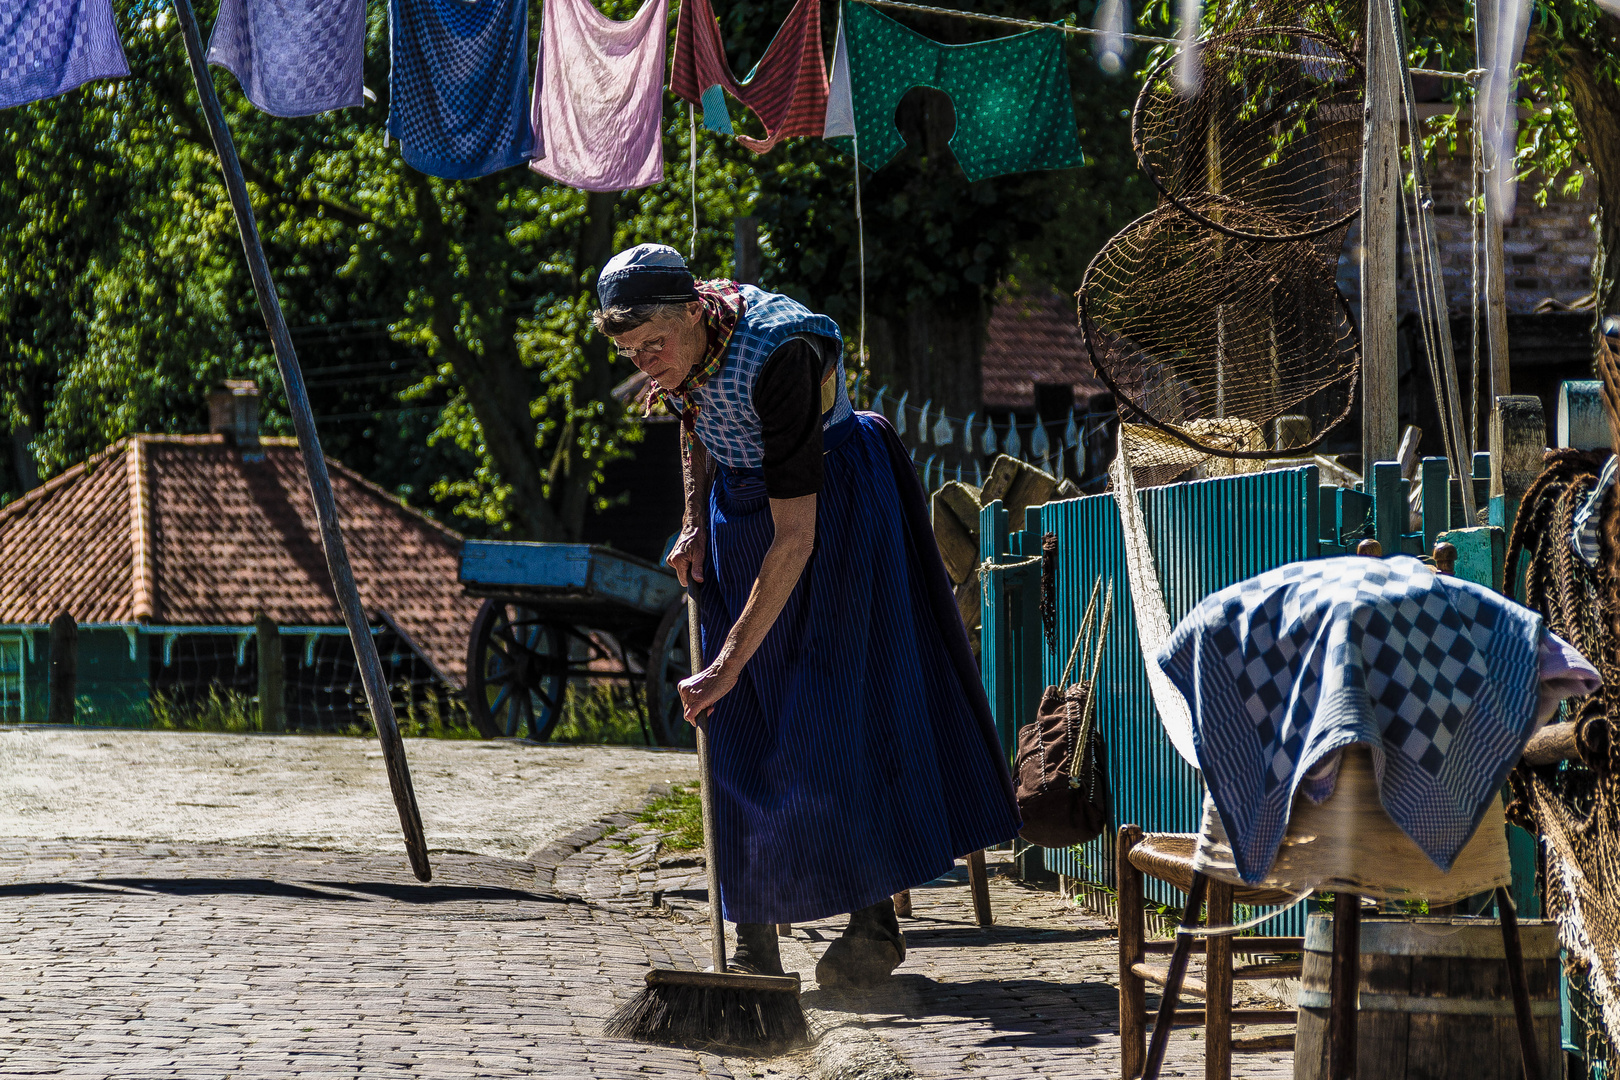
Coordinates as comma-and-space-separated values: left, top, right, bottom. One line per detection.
849, 0, 1476, 80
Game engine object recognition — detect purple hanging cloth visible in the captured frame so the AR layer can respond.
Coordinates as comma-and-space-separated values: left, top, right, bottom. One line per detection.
530, 0, 666, 193
207, 0, 366, 118
1, 0, 129, 111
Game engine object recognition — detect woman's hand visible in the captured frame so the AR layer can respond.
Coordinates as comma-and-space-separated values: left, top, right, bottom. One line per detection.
679, 661, 737, 726
666, 522, 706, 587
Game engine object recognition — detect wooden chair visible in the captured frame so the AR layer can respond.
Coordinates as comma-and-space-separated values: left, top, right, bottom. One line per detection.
1117, 825, 1303, 1080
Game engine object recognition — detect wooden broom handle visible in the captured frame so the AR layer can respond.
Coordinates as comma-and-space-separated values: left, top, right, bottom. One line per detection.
690, 587, 727, 974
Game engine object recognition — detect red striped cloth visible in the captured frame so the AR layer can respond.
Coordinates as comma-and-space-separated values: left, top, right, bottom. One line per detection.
670, 0, 829, 153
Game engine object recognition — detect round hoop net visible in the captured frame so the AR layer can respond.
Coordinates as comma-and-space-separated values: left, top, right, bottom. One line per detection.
1133, 27, 1364, 242
1078, 200, 1358, 460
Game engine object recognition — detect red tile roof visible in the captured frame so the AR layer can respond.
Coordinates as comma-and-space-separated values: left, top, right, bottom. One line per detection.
981, 290, 1107, 411
0, 435, 479, 685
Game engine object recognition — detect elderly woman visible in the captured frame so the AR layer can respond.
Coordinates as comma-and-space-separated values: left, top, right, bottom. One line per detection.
593, 244, 1019, 987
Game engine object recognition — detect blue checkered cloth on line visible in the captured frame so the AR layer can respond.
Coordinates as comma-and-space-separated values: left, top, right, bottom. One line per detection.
1, 0, 128, 111
207, 0, 365, 118
386, 0, 534, 179
1157, 555, 1545, 884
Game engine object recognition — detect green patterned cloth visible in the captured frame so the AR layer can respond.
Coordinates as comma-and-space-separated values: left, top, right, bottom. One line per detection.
824, 1, 1084, 183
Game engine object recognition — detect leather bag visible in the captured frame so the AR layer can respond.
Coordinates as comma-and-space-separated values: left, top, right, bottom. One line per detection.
1015, 579, 1114, 849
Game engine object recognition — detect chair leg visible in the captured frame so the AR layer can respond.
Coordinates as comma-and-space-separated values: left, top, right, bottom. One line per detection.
1205, 880, 1233, 1080
1496, 886, 1544, 1080
1118, 826, 1146, 1080
967, 850, 993, 927
1142, 872, 1210, 1080
1328, 892, 1361, 1080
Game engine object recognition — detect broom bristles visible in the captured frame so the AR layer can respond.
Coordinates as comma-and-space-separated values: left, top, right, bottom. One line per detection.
604, 982, 809, 1053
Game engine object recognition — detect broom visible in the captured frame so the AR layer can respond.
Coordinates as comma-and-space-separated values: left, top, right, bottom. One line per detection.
603, 586, 809, 1052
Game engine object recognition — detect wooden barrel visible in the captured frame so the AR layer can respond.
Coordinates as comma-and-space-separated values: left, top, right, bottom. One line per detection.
1293, 913, 1562, 1080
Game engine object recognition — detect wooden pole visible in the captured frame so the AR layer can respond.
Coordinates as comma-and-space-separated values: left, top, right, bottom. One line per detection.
1496, 886, 1545, 1080
1328, 894, 1362, 1080
1477, 0, 1513, 486
733, 216, 761, 286
48, 610, 76, 725
255, 612, 284, 733
168, 0, 430, 882
1118, 825, 1147, 1080
1205, 879, 1234, 1080
1360, 0, 1402, 485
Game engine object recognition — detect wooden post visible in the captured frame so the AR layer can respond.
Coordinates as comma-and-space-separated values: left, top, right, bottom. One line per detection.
966, 849, 993, 927
1360, 0, 1402, 484
1118, 825, 1147, 1080
892, 890, 912, 918
255, 612, 284, 733
47, 610, 76, 725
1476, 0, 1512, 464
1496, 887, 1545, 1080
1205, 880, 1234, 1080
1328, 894, 1362, 1080
1489, 395, 1548, 543
168, 0, 429, 880
733, 216, 760, 285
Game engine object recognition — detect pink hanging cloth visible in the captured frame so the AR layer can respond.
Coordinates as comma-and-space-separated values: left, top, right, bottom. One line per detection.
670, 0, 829, 154
531, 0, 667, 192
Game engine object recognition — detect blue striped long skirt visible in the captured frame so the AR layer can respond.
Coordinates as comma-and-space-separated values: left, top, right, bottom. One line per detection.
700, 410, 1021, 925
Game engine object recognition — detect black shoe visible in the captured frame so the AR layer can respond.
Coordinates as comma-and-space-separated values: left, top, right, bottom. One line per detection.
815, 899, 906, 989
730, 922, 785, 977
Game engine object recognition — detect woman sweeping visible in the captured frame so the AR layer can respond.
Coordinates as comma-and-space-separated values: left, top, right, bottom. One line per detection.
593, 244, 1020, 987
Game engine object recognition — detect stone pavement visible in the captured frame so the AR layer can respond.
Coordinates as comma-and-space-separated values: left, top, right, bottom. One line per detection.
554, 814, 1298, 1080
0, 805, 1296, 1079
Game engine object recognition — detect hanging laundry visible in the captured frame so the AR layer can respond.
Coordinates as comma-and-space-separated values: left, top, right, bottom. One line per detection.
207, 0, 365, 117
671, 0, 828, 154
1, 0, 129, 111
387, 0, 534, 180
823, 0, 1084, 183
532, 0, 667, 192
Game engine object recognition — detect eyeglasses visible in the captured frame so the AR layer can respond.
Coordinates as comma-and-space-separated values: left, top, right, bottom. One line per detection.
614, 335, 668, 361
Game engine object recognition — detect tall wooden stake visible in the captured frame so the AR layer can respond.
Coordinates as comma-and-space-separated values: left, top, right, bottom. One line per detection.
1360, 0, 1402, 483
169, 0, 431, 882
1477, 0, 1513, 494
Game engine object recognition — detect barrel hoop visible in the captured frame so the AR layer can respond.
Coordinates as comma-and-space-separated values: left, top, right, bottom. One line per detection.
1297, 990, 1560, 1016
1302, 916, 1559, 959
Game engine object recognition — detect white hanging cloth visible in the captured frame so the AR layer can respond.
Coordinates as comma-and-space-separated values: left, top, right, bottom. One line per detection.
1108, 451, 1200, 768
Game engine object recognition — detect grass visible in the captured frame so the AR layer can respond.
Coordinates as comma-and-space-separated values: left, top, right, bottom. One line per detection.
548, 684, 652, 745
637, 782, 703, 851
147, 686, 484, 739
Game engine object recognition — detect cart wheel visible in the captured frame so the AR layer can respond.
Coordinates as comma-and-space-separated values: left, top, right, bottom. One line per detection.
466, 600, 567, 740
646, 596, 697, 749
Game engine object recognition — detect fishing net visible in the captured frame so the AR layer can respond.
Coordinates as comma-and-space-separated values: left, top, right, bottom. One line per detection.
1133, 27, 1365, 242
1078, 201, 1358, 461
1506, 449, 1620, 1076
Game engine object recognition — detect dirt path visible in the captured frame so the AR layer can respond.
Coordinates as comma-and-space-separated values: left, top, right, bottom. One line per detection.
0, 728, 696, 859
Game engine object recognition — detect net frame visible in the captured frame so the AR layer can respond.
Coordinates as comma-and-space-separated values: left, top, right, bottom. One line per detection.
1078, 201, 1360, 460
1132, 26, 1366, 243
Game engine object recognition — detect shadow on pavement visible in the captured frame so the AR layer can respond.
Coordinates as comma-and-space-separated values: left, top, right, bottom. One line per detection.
805, 974, 1114, 1048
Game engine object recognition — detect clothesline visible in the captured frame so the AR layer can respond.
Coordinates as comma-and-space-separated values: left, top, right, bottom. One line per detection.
849, 0, 1477, 81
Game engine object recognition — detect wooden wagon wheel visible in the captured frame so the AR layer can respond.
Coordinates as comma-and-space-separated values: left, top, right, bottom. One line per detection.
466, 600, 568, 741
645, 595, 697, 749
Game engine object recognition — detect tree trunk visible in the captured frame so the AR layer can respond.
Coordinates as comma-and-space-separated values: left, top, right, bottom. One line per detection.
1562, 19, 1620, 337
556, 190, 620, 541
406, 171, 565, 541
864, 302, 989, 419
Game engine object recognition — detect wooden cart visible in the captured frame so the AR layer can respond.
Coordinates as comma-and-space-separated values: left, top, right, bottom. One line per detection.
457, 540, 694, 747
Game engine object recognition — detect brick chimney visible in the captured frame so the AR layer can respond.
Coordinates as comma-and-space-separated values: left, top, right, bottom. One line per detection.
208, 381, 261, 449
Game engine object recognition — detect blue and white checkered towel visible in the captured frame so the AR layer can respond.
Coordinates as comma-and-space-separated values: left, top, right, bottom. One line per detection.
207, 0, 365, 118
1, 0, 128, 111
1571, 455, 1616, 567
387, 0, 534, 179
1157, 556, 1545, 884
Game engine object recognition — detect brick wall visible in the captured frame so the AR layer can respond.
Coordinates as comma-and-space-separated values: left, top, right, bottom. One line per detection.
1337, 151, 1598, 316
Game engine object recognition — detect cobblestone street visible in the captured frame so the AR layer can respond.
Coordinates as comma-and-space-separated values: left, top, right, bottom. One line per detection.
0, 733, 1295, 1079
